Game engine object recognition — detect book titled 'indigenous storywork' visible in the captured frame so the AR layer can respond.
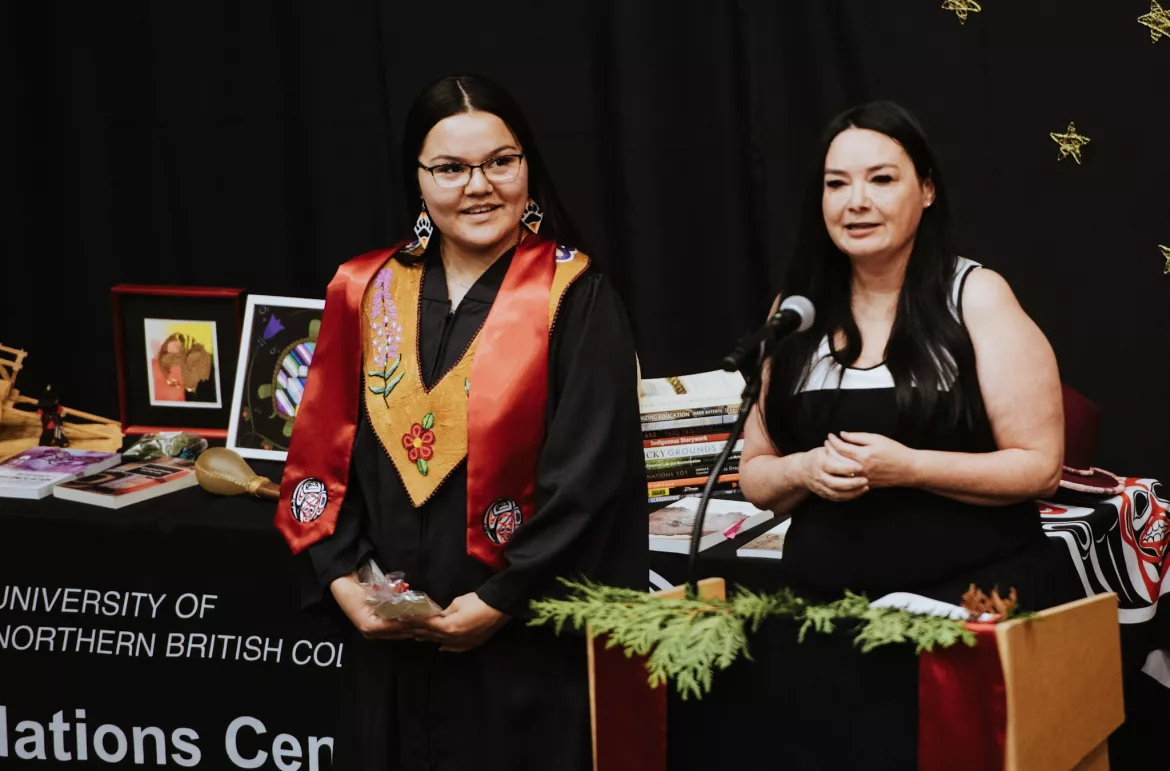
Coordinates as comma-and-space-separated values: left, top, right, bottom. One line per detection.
52, 457, 197, 509
736, 518, 792, 560
649, 497, 774, 554
0, 447, 122, 500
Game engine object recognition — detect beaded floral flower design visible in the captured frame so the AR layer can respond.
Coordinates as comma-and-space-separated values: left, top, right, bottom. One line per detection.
402, 413, 436, 476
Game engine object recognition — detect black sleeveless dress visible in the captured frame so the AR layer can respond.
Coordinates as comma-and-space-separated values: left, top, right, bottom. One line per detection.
763, 259, 1081, 610
672, 263, 1086, 771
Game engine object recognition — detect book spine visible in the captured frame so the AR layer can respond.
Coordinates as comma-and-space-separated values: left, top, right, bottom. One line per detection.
647, 475, 740, 498
640, 404, 740, 424
641, 423, 738, 441
643, 432, 731, 449
641, 414, 740, 432
646, 454, 716, 471
645, 462, 740, 482
652, 473, 740, 490
645, 450, 740, 470
644, 439, 743, 461
647, 486, 743, 504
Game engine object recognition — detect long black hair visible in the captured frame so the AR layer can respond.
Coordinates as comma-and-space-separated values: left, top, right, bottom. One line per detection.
399, 74, 584, 252
769, 101, 985, 434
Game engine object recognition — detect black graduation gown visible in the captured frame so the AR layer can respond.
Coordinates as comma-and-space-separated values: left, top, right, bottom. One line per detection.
304, 248, 647, 771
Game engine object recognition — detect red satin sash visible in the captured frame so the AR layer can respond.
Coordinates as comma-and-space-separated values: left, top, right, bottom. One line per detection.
466, 236, 556, 570
275, 247, 395, 553
918, 622, 1007, 771
276, 236, 561, 572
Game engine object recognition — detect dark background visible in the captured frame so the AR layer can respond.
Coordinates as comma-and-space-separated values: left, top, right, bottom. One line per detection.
3, 1, 1167, 478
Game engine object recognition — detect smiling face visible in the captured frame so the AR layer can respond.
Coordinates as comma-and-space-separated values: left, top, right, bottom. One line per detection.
822, 128, 935, 263
417, 110, 529, 255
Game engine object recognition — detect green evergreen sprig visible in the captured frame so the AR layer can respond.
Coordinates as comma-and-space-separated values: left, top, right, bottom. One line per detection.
529, 579, 978, 700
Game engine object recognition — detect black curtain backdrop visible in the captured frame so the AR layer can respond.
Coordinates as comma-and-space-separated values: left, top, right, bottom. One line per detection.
3, 1, 1168, 479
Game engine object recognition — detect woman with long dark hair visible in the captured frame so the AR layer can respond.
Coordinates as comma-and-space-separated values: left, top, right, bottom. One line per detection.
275, 74, 645, 771
742, 100, 1081, 610
730, 100, 1084, 769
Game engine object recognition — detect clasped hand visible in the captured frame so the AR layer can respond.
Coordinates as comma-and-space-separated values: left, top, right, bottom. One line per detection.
801, 431, 915, 501
331, 577, 509, 653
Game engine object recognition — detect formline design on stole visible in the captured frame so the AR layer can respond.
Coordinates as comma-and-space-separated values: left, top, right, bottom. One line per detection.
291, 477, 328, 523
483, 498, 524, 545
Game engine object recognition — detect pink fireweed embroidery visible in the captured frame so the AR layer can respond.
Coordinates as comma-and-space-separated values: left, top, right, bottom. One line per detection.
368, 267, 406, 405
369, 267, 403, 371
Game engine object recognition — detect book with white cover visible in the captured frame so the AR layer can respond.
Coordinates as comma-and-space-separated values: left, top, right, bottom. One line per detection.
0, 447, 122, 500
639, 370, 746, 411
53, 457, 197, 509
649, 497, 774, 554
736, 517, 792, 560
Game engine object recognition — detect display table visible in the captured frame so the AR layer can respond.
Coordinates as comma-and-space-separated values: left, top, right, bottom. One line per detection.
0, 461, 343, 769
1, 466, 1165, 768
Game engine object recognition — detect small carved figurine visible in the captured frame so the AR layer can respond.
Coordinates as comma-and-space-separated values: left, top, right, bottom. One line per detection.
36, 384, 69, 447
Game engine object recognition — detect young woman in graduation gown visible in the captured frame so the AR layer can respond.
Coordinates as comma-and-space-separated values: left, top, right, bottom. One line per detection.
732, 102, 1084, 770
275, 75, 647, 771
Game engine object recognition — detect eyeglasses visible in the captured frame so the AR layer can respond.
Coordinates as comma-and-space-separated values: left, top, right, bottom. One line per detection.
418, 154, 525, 188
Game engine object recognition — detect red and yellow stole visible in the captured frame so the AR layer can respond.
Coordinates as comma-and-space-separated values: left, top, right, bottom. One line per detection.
275, 234, 588, 570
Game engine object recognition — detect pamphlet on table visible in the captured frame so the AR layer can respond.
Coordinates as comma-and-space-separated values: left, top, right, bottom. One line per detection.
52, 457, 197, 509
0, 447, 122, 500
649, 496, 773, 554
736, 517, 792, 560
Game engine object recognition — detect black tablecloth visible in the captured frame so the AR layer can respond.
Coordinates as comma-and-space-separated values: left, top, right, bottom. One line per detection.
0, 461, 346, 769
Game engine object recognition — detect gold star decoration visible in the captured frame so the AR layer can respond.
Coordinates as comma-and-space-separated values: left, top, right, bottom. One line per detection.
1138, 1, 1170, 42
942, 0, 983, 24
1160, 245, 1170, 274
1050, 122, 1091, 164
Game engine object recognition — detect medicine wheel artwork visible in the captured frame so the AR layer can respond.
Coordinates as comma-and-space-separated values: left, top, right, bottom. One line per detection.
229, 297, 324, 458
268, 338, 316, 428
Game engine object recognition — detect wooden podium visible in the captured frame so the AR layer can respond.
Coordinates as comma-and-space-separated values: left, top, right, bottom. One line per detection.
993, 593, 1124, 771
587, 581, 1124, 771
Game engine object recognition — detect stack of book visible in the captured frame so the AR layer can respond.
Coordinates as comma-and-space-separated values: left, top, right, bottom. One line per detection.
639, 369, 746, 505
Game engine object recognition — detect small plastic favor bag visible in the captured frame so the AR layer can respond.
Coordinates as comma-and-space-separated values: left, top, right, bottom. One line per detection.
356, 559, 443, 620
123, 432, 209, 462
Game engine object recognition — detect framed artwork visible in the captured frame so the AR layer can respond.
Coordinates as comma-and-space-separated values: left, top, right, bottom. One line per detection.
111, 285, 244, 438
227, 294, 325, 461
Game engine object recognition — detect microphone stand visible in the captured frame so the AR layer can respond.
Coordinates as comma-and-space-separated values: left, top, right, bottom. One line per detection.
684, 340, 770, 591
